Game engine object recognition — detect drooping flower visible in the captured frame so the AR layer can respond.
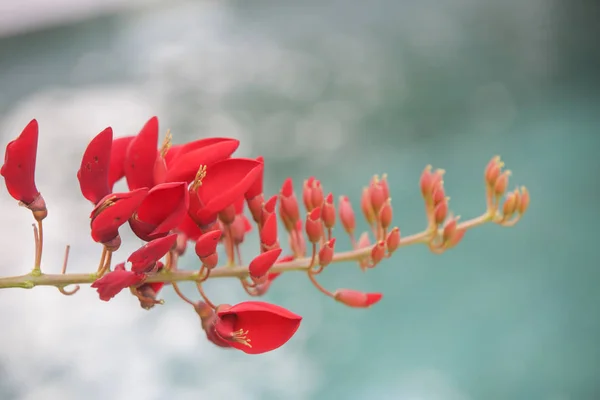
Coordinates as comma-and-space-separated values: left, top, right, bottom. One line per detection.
189, 158, 263, 227
90, 188, 148, 250
213, 301, 302, 354
1, 119, 46, 218
124, 116, 159, 190
91, 263, 145, 301
129, 182, 189, 241
127, 233, 178, 273
77, 127, 112, 204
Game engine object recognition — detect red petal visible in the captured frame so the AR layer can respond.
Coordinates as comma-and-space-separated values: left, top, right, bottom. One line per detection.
194, 158, 263, 224
91, 268, 145, 301
245, 156, 264, 199
333, 289, 383, 308
1, 119, 40, 204
135, 182, 190, 237
108, 136, 134, 191
217, 301, 302, 354
260, 213, 277, 247
233, 196, 245, 214
90, 188, 148, 243
249, 248, 282, 279
128, 233, 178, 273
124, 117, 159, 190
177, 213, 203, 241
164, 138, 240, 183
195, 230, 222, 258
77, 127, 112, 204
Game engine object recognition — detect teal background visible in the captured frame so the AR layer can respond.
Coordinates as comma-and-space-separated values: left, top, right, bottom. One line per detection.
0, 1, 598, 399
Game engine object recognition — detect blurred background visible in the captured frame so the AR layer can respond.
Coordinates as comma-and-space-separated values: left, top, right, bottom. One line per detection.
0, 0, 598, 399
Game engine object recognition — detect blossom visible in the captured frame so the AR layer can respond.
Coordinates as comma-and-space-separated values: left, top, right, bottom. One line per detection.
127, 233, 178, 273
91, 263, 145, 301
213, 301, 302, 354
1, 119, 42, 206
129, 182, 189, 241
77, 127, 112, 204
124, 117, 159, 190
108, 136, 134, 191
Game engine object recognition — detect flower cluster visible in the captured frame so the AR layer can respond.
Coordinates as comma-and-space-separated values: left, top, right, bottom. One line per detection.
0, 117, 529, 355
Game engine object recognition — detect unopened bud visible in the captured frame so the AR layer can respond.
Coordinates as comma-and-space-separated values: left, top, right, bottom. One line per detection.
302, 177, 315, 212
261, 195, 277, 226
260, 213, 278, 248
333, 289, 383, 308
200, 252, 219, 270
249, 248, 282, 282
305, 207, 323, 243
246, 194, 264, 224
502, 191, 518, 218
279, 178, 300, 231
318, 238, 336, 268
432, 185, 445, 206
338, 196, 356, 234
175, 232, 188, 256
380, 174, 390, 200
434, 200, 448, 225
518, 186, 530, 214
195, 230, 222, 259
493, 171, 511, 196
311, 180, 324, 208
386, 227, 400, 253
370, 241, 386, 266
321, 193, 336, 229
369, 175, 386, 213
378, 199, 393, 230
420, 166, 433, 198
446, 228, 466, 248
361, 187, 376, 224
485, 156, 503, 187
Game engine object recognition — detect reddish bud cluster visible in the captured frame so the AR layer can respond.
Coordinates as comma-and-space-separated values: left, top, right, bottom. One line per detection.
0, 118, 529, 356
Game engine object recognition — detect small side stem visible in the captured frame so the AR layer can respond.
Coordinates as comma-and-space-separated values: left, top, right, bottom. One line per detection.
33, 220, 44, 273
171, 282, 195, 306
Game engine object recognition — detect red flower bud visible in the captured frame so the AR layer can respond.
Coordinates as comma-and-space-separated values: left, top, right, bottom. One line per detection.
518, 186, 530, 214
128, 233, 178, 273
77, 127, 112, 205
432, 185, 445, 206
318, 238, 336, 268
124, 116, 159, 190
380, 174, 390, 200
420, 166, 433, 198
502, 191, 518, 217
302, 177, 314, 211
175, 232, 187, 256
311, 179, 324, 208
279, 178, 300, 231
434, 200, 448, 225
321, 193, 336, 229
246, 193, 264, 224
249, 248, 282, 281
200, 253, 219, 270
369, 176, 386, 213
446, 228, 466, 248
485, 156, 503, 187
378, 199, 393, 230
105, 136, 133, 191
195, 230, 222, 258
91, 262, 145, 301
361, 187, 376, 224
214, 301, 302, 354
333, 289, 383, 308
260, 213, 278, 248
370, 241, 386, 266
442, 218, 458, 244
338, 195, 356, 234
230, 214, 252, 245
261, 195, 278, 227
305, 207, 323, 243
493, 171, 510, 196
386, 227, 400, 253
1, 119, 45, 214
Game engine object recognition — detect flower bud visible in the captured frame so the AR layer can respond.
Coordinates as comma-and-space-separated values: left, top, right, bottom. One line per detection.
442, 217, 457, 244
260, 213, 278, 248
333, 289, 383, 308
338, 195, 356, 234
378, 199, 393, 230
175, 232, 188, 256
446, 228, 465, 248
370, 241, 386, 267
311, 179, 324, 208
386, 227, 400, 253
195, 230, 222, 259
261, 195, 278, 227
321, 193, 336, 229
369, 175, 386, 213
502, 191, 518, 218
380, 174, 390, 200
420, 166, 433, 198
249, 248, 282, 282
493, 171, 511, 197
305, 207, 323, 244
318, 238, 336, 268
485, 156, 503, 187
432, 185, 445, 206
302, 177, 315, 212
518, 186, 530, 214
246, 193, 264, 224
200, 252, 219, 270
434, 200, 448, 225
361, 187, 376, 224
279, 178, 300, 231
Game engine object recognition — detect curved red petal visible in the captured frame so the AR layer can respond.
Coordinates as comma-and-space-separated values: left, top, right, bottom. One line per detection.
91, 268, 145, 301
135, 182, 190, 237
164, 138, 240, 183
165, 138, 239, 168
1, 119, 40, 204
249, 248, 282, 279
108, 136, 134, 191
124, 117, 159, 190
195, 230, 222, 258
194, 158, 263, 224
245, 156, 264, 200
90, 188, 148, 243
77, 127, 113, 204
128, 233, 178, 273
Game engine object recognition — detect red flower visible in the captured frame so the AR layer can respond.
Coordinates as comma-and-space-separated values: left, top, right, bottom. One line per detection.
129, 182, 189, 241
91, 263, 145, 301
189, 158, 263, 226
1, 119, 41, 205
90, 188, 148, 248
124, 117, 159, 190
108, 136, 134, 191
249, 248, 282, 281
127, 233, 178, 273
333, 289, 383, 308
77, 127, 112, 204
164, 138, 240, 183
213, 301, 302, 354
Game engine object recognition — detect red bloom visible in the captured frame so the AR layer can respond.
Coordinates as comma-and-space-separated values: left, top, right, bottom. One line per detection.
129, 182, 189, 241
249, 248, 282, 281
90, 188, 148, 248
164, 138, 240, 183
1, 119, 41, 205
177, 213, 203, 242
108, 136, 134, 191
124, 117, 159, 190
128, 233, 178, 273
91, 263, 145, 301
333, 289, 383, 308
213, 301, 302, 354
189, 158, 263, 226
77, 127, 112, 204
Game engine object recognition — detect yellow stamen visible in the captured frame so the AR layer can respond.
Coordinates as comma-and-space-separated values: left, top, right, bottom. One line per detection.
231, 328, 252, 348
160, 129, 172, 158
191, 165, 207, 191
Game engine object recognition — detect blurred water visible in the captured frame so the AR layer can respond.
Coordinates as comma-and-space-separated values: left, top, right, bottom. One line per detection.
0, 1, 598, 399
